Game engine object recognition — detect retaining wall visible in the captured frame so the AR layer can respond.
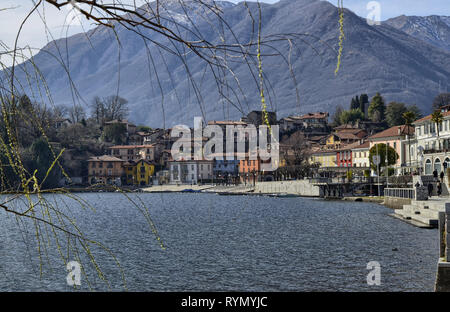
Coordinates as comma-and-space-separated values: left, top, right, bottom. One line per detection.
254, 180, 321, 197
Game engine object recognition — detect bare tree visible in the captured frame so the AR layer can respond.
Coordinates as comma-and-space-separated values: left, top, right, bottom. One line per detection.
68, 104, 86, 123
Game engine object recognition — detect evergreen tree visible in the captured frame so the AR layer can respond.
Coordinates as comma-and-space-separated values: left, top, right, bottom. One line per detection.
350, 96, 360, 110
368, 93, 386, 122
386, 102, 408, 127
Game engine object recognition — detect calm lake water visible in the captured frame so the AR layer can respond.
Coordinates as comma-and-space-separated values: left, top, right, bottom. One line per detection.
0, 193, 439, 291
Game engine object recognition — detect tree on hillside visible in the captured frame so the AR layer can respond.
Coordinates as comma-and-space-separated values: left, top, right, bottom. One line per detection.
29, 138, 60, 188
350, 96, 360, 110
368, 93, 386, 123
102, 123, 127, 145
432, 93, 450, 110
68, 104, 86, 124
331, 105, 345, 127
90, 95, 129, 124
340, 108, 365, 125
386, 102, 408, 127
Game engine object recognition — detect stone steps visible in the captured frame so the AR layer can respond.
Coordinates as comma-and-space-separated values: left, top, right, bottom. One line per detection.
395, 199, 449, 228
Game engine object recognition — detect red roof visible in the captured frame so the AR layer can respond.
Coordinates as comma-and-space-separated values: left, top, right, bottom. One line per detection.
109, 144, 157, 149
336, 140, 369, 152
369, 125, 414, 139
414, 111, 450, 124
88, 155, 124, 162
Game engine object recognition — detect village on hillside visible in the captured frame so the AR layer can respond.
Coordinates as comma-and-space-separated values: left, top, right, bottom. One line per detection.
67, 93, 450, 191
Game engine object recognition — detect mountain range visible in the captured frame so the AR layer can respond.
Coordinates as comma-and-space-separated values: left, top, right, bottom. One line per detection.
3, 0, 450, 127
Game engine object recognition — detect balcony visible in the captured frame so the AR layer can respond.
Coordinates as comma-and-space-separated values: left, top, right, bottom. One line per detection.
423, 148, 450, 155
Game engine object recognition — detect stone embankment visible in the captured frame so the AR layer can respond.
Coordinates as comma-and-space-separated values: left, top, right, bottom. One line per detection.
141, 180, 321, 197
393, 198, 449, 229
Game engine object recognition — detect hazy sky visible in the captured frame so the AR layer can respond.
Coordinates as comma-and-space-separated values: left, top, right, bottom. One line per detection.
0, 0, 449, 65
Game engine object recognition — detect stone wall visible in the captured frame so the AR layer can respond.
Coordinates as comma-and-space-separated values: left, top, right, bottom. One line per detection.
435, 204, 450, 292
254, 180, 321, 197
383, 197, 411, 210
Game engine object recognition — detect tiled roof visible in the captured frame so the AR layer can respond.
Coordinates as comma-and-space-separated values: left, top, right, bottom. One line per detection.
207, 120, 248, 126
88, 155, 124, 162
334, 132, 361, 140
104, 119, 136, 127
109, 144, 157, 149
282, 112, 328, 121
414, 111, 450, 124
351, 141, 370, 150
334, 124, 358, 130
297, 112, 329, 120
336, 140, 369, 151
368, 125, 414, 139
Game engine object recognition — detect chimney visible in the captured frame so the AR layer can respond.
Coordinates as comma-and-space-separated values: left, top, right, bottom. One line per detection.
398, 127, 401, 135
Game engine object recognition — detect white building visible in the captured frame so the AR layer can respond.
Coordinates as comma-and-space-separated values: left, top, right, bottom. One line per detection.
351, 141, 370, 168
169, 160, 214, 184
413, 106, 450, 175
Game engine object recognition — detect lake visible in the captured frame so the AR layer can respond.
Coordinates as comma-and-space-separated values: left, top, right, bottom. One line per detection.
0, 193, 439, 291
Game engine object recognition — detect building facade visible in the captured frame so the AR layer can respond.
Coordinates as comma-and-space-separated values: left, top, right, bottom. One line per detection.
169, 160, 214, 184
88, 155, 124, 185
413, 108, 450, 175
123, 160, 155, 186
309, 150, 337, 168
351, 141, 370, 168
368, 125, 414, 173
109, 144, 162, 162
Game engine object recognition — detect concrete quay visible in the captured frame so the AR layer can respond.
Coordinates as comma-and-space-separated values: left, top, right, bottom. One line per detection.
141, 180, 322, 197
394, 197, 450, 228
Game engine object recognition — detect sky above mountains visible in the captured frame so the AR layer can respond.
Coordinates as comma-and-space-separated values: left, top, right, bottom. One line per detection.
0, 0, 449, 66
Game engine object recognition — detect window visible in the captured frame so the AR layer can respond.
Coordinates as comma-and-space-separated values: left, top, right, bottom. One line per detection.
91, 162, 96, 168
99, 162, 103, 168
425, 159, 432, 175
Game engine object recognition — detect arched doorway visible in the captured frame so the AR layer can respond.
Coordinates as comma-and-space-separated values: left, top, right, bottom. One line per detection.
425, 159, 432, 175
434, 158, 442, 174
445, 158, 450, 171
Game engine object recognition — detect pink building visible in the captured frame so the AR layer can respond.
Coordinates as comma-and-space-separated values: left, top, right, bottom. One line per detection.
368, 125, 414, 169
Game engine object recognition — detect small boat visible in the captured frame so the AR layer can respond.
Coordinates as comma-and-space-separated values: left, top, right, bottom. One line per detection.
181, 189, 202, 193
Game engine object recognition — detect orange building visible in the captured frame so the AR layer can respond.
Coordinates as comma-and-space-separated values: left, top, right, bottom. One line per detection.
88, 155, 125, 185
238, 156, 272, 185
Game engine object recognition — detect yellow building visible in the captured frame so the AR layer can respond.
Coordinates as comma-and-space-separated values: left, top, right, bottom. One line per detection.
326, 134, 340, 147
123, 159, 155, 186
310, 150, 337, 168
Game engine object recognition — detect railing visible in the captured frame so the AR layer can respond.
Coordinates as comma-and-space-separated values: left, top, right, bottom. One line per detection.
424, 148, 450, 155
384, 188, 415, 199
